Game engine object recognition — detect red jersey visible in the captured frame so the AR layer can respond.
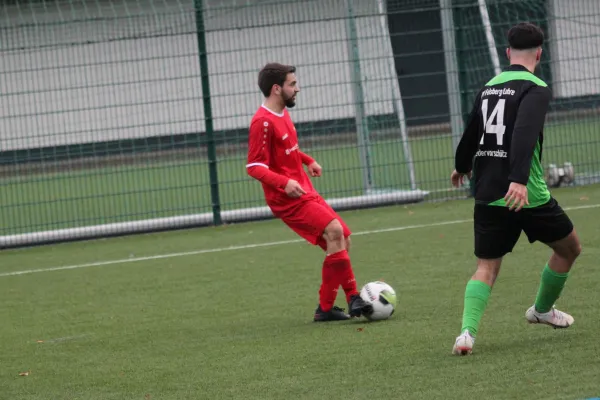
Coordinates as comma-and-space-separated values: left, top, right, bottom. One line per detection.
246, 105, 317, 209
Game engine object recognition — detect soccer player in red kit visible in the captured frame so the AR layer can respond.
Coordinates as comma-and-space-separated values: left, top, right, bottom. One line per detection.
246, 63, 372, 322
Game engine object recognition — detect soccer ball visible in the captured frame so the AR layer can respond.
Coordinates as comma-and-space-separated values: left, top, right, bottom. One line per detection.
359, 281, 397, 321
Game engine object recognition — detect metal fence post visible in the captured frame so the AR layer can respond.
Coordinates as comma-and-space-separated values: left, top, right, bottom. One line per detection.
194, 0, 222, 225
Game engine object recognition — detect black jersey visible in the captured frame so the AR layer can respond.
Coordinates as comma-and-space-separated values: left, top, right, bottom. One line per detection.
455, 64, 552, 208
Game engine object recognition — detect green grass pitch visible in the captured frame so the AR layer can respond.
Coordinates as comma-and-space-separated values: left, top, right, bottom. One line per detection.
2, 184, 600, 399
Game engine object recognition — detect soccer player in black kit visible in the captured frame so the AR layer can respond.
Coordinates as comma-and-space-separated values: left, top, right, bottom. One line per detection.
450, 22, 582, 355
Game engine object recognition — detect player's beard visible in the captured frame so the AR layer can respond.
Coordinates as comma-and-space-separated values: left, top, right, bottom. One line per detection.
283, 93, 296, 108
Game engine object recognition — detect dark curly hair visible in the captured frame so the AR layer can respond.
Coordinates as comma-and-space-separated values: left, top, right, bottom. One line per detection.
258, 63, 296, 97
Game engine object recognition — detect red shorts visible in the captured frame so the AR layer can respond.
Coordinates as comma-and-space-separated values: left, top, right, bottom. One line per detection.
272, 195, 351, 250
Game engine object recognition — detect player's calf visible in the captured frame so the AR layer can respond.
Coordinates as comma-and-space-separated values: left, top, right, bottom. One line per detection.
322, 219, 368, 316
531, 230, 581, 318
451, 259, 498, 354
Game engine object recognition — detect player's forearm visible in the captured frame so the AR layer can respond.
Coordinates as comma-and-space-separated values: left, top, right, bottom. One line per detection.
455, 147, 475, 174
246, 165, 289, 189
508, 133, 538, 184
299, 151, 315, 166
454, 95, 481, 173
455, 130, 479, 173
508, 87, 551, 184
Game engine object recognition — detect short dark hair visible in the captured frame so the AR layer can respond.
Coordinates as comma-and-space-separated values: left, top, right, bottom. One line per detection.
258, 63, 296, 97
507, 22, 544, 50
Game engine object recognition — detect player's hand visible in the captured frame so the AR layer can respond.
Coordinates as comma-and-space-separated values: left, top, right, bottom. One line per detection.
307, 161, 322, 177
451, 170, 471, 188
284, 179, 306, 198
504, 182, 529, 212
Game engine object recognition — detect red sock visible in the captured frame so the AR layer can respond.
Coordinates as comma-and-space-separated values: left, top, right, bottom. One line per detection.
325, 250, 359, 305
319, 258, 339, 312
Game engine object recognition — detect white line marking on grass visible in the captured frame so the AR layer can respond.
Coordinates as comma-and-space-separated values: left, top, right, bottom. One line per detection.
1, 239, 305, 277
38, 334, 89, 343
2, 203, 598, 278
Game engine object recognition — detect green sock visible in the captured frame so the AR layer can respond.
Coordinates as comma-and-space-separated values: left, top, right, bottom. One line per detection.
534, 264, 569, 313
461, 280, 492, 337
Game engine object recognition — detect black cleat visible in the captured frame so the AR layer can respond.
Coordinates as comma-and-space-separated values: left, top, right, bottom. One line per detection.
313, 305, 350, 322
348, 294, 373, 318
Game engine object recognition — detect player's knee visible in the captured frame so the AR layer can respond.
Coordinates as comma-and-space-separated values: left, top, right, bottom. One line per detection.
474, 258, 502, 286
324, 219, 344, 243
571, 240, 581, 261
553, 230, 581, 262
571, 239, 582, 260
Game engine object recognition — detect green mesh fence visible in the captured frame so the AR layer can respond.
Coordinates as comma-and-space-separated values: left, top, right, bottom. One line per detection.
1, 0, 600, 246
452, 0, 600, 189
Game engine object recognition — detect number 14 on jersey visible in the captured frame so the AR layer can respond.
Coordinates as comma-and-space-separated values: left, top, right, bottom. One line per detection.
480, 98, 506, 146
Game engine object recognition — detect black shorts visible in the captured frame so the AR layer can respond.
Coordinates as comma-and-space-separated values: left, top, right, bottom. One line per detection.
474, 197, 574, 259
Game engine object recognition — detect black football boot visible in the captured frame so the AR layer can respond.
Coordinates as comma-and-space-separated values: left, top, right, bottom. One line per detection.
348, 294, 374, 318
313, 305, 350, 322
